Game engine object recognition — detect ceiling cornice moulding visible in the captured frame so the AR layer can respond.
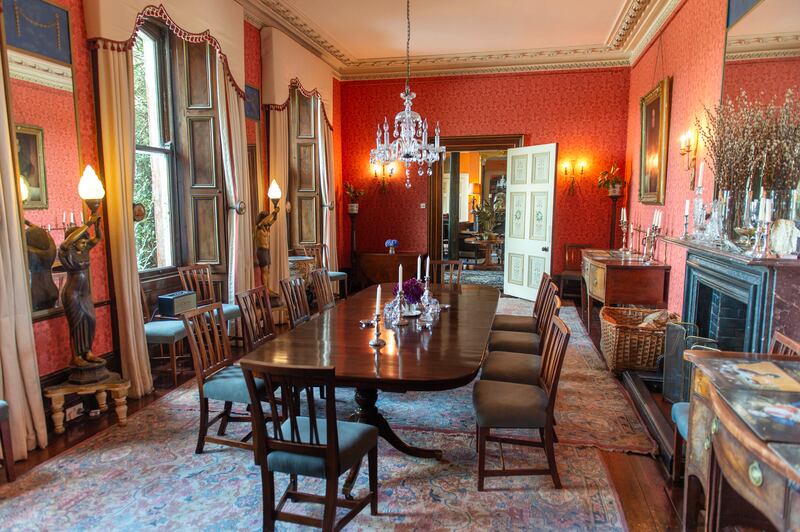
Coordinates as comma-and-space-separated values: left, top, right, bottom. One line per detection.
238, 0, 684, 79
7, 49, 73, 92
725, 32, 800, 61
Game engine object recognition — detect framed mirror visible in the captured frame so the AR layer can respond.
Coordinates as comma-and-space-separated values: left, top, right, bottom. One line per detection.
3, 0, 85, 316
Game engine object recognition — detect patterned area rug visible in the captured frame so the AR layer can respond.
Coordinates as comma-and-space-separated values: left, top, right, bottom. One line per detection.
0, 301, 648, 530
459, 269, 503, 289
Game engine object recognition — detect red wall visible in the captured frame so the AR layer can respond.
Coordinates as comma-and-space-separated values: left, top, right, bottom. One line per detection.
723, 56, 800, 103
18, 0, 112, 375
624, 0, 727, 315
338, 68, 631, 273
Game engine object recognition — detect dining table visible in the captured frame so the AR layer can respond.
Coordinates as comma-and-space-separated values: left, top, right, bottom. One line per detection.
239, 283, 499, 496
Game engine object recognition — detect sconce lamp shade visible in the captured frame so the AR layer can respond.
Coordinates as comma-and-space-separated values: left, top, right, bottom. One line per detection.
19, 177, 29, 202
267, 179, 282, 200
78, 165, 105, 200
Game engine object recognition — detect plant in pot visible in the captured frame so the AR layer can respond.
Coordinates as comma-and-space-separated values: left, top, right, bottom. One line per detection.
475, 199, 501, 239
597, 163, 625, 197
344, 182, 365, 214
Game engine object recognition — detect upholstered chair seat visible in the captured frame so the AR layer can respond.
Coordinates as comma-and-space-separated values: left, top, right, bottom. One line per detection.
0, 400, 14, 481
202, 365, 266, 405
671, 402, 690, 440
143, 319, 187, 344
491, 314, 538, 333
220, 303, 242, 321
480, 351, 541, 386
473, 380, 548, 428
0, 400, 8, 422
327, 271, 347, 282
487, 330, 540, 355
268, 417, 378, 478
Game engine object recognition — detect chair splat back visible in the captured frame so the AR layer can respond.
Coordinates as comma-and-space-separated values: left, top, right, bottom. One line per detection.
181, 303, 234, 382
236, 286, 277, 352
430, 260, 463, 289
178, 264, 217, 304
770, 331, 800, 357
531, 273, 552, 320
537, 288, 561, 337
244, 364, 338, 460
310, 268, 336, 311
538, 315, 571, 405
280, 277, 311, 329
300, 244, 325, 270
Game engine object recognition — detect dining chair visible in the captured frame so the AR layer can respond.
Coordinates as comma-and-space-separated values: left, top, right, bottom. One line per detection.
303, 243, 348, 299
140, 287, 190, 387
280, 277, 312, 329
770, 331, 800, 356
241, 363, 379, 531
487, 283, 560, 355
182, 303, 267, 454
178, 264, 242, 341
558, 244, 590, 299
0, 400, 15, 482
310, 268, 336, 312
236, 285, 278, 353
430, 259, 463, 289
473, 314, 571, 490
492, 272, 552, 333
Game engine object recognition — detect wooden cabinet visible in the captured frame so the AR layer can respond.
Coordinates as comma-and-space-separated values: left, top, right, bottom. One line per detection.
354, 252, 421, 288
580, 249, 671, 332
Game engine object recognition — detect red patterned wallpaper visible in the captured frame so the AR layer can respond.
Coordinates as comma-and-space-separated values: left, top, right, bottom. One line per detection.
723, 56, 800, 103
244, 20, 261, 146
624, 0, 727, 315
20, 0, 110, 376
337, 68, 631, 273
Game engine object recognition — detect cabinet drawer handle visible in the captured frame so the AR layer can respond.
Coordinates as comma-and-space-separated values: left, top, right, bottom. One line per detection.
703, 436, 711, 451
711, 418, 719, 434
749, 462, 763, 487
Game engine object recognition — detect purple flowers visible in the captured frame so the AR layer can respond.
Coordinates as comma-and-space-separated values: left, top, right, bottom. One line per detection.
393, 278, 424, 304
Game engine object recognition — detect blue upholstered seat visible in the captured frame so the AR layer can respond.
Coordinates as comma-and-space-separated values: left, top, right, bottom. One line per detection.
672, 401, 690, 440
267, 417, 378, 478
143, 319, 187, 344
220, 303, 241, 321
327, 271, 347, 281
203, 365, 265, 404
0, 400, 8, 422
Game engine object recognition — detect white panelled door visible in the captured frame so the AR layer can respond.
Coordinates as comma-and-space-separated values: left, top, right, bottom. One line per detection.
503, 143, 557, 300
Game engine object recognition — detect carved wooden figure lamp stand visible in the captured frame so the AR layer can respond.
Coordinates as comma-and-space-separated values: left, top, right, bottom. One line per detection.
59, 165, 107, 384
255, 179, 282, 292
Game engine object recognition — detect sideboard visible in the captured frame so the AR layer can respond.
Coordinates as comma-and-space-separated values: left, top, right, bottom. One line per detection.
354, 252, 422, 288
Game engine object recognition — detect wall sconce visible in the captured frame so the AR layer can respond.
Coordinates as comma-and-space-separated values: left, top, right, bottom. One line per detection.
562, 160, 586, 196
372, 162, 396, 191
678, 129, 698, 188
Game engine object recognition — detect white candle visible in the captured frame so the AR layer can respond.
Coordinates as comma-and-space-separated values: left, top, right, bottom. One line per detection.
758, 198, 766, 221
62, 212, 66, 224
685, 199, 690, 216
697, 162, 704, 188
399, 264, 403, 288
417, 255, 422, 280
652, 210, 658, 226
658, 210, 663, 227
375, 285, 381, 316
425, 256, 430, 279
765, 199, 773, 223
621, 207, 627, 223
70, 212, 75, 225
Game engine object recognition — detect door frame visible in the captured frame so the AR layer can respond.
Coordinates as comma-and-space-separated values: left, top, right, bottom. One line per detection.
427, 134, 524, 260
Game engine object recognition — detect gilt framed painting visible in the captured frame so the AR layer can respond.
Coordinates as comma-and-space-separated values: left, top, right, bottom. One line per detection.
16, 125, 47, 209
639, 77, 671, 205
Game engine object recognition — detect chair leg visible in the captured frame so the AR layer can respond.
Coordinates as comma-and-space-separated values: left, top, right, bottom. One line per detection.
671, 426, 683, 483
477, 426, 487, 491
343, 279, 348, 299
543, 424, 561, 489
196, 398, 209, 454
261, 465, 275, 532
0, 417, 15, 482
218, 401, 233, 436
368, 445, 379, 515
169, 342, 178, 388
321, 474, 338, 531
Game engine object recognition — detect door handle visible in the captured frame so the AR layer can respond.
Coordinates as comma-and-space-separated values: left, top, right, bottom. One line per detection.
541, 246, 550, 252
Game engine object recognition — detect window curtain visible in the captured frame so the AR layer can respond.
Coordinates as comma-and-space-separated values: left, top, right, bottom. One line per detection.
94, 45, 153, 399
216, 58, 253, 301
267, 107, 290, 293
0, 51, 48, 458
317, 99, 337, 273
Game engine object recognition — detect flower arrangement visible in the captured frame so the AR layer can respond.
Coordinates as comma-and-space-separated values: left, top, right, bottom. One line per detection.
384, 239, 399, 249
475, 199, 501, 236
597, 163, 624, 189
393, 278, 424, 305
344, 182, 365, 203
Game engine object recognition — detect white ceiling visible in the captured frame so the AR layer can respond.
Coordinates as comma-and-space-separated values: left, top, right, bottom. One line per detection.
728, 0, 800, 37
284, 0, 627, 59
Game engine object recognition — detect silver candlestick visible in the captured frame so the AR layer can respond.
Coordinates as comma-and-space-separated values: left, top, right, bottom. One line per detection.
681, 214, 690, 240
392, 290, 409, 326
369, 313, 386, 347
751, 220, 775, 259
619, 220, 631, 255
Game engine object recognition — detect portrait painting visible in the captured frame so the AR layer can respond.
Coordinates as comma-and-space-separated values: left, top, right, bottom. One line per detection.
16, 125, 47, 209
639, 77, 671, 205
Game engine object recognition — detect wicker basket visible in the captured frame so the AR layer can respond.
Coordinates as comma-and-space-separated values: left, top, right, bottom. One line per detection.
599, 306, 678, 374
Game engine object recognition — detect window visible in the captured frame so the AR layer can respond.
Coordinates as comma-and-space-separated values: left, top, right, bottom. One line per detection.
288, 88, 321, 248
133, 27, 175, 272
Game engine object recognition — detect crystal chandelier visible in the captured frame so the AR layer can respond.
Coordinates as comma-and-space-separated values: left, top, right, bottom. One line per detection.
370, 0, 445, 189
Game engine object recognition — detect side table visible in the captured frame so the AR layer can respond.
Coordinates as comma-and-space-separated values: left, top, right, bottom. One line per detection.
44, 372, 131, 434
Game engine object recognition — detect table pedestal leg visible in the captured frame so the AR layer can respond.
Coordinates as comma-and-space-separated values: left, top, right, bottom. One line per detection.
50, 394, 65, 435
343, 387, 443, 498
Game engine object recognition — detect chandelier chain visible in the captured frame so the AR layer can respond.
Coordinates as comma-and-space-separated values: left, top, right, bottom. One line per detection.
405, 0, 410, 91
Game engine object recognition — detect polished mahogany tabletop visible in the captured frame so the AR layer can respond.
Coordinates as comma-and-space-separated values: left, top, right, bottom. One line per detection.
239, 283, 499, 392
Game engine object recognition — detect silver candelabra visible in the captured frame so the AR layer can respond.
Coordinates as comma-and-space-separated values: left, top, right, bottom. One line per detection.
369, 313, 386, 347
